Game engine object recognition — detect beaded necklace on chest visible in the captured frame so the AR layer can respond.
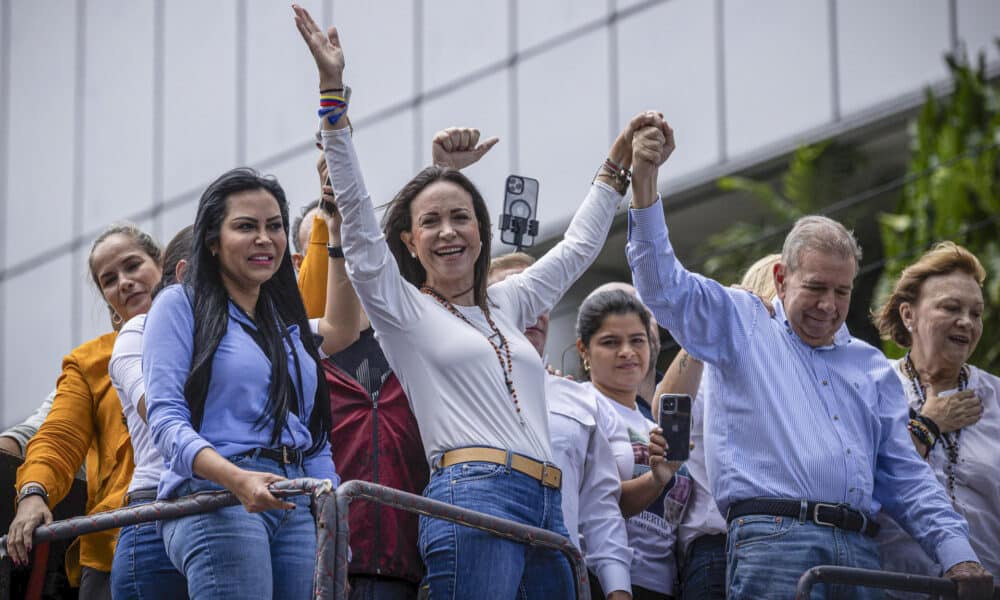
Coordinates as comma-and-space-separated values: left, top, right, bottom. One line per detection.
903, 353, 968, 502
420, 286, 526, 426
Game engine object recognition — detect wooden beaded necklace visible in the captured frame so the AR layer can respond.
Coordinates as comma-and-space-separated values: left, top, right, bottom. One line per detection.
420, 286, 525, 426
903, 353, 968, 502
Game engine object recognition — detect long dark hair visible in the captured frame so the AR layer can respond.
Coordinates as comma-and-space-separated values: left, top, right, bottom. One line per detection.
183, 167, 331, 453
381, 166, 493, 311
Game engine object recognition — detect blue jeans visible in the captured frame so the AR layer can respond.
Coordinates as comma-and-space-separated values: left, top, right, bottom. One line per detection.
161, 453, 316, 600
681, 534, 726, 600
726, 515, 883, 600
419, 460, 574, 599
110, 494, 188, 600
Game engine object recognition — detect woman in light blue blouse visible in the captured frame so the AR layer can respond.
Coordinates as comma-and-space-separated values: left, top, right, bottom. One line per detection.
142, 168, 338, 600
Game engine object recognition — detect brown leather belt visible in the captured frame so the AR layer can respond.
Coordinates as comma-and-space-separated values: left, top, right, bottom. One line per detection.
439, 447, 562, 490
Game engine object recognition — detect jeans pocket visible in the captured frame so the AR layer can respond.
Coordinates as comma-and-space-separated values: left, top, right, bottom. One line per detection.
730, 515, 794, 550
449, 462, 508, 485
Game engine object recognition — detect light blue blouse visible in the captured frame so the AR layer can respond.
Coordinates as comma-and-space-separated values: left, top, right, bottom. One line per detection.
143, 284, 337, 499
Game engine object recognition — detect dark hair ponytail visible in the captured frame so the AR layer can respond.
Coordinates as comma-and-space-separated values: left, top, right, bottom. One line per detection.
183, 167, 331, 454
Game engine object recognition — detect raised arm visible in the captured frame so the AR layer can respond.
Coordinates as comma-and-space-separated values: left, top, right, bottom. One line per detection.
314, 198, 362, 355
294, 5, 426, 332
626, 124, 762, 367
490, 111, 664, 330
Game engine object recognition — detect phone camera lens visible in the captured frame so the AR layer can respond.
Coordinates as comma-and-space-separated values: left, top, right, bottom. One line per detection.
507, 177, 524, 195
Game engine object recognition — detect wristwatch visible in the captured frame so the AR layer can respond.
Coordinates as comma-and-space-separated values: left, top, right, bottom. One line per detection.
327, 244, 344, 259
17, 483, 48, 507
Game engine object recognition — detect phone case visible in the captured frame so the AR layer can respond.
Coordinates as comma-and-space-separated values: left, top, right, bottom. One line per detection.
500, 175, 539, 247
659, 394, 692, 462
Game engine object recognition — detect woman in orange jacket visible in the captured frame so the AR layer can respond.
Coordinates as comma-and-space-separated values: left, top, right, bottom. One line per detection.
7, 223, 163, 600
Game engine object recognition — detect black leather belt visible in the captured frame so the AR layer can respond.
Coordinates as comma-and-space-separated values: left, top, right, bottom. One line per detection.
726, 498, 880, 538
239, 446, 303, 465
124, 488, 158, 505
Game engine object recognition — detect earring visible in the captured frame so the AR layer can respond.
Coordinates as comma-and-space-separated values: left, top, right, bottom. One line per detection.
582, 358, 591, 372
112, 312, 123, 326
410, 251, 417, 258
905, 324, 913, 332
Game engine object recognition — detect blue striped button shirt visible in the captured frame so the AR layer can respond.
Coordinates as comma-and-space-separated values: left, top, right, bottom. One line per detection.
626, 198, 977, 570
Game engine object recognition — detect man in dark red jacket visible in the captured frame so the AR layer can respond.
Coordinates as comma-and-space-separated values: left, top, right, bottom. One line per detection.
326, 325, 429, 599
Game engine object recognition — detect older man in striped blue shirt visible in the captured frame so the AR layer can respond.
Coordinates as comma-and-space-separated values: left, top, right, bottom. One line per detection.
622, 118, 993, 599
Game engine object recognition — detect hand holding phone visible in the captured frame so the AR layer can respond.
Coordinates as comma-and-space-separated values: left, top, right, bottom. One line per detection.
659, 393, 692, 461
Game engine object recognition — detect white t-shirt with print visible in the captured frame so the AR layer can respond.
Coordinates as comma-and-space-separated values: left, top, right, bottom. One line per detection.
590, 383, 678, 595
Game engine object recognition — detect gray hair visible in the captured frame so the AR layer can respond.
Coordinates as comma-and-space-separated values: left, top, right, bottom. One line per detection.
781, 215, 862, 273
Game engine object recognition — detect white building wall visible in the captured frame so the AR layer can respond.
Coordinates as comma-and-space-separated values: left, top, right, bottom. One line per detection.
1, 0, 998, 425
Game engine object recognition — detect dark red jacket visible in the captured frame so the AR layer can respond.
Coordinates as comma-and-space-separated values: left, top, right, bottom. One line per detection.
324, 360, 429, 582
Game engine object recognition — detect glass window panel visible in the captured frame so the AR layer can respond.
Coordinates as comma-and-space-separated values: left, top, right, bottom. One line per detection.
724, 0, 832, 157
837, 0, 950, 114
82, 2, 155, 234
3, 255, 73, 426
619, 0, 719, 176
163, 0, 238, 199
517, 29, 610, 241
423, 0, 508, 91
6, 3, 76, 266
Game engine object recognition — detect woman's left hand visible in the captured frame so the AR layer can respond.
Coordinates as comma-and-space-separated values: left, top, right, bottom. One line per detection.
293, 4, 345, 90
231, 469, 295, 513
431, 127, 499, 171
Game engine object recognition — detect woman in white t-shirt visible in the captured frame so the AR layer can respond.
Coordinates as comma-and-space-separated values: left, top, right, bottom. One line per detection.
576, 289, 681, 600
293, 5, 676, 598
873, 242, 999, 594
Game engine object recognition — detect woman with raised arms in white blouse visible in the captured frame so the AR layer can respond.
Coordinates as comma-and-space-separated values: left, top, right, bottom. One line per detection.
292, 5, 672, 598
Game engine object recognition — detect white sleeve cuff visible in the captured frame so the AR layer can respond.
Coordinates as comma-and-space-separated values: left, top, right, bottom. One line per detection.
594, 561, 632, 596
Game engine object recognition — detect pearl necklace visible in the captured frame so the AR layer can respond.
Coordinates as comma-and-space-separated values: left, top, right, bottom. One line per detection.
420, 287, 525, 426
902, 353, 968, 502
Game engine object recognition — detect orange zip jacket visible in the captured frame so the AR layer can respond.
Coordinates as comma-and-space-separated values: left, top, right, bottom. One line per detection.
16, 331, 134, 584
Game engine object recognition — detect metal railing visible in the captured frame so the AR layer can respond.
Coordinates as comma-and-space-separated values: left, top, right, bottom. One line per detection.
796, 565, 1000, 599
0, 479, 589, 600
332, 480, 589, 599
0, 478, 339, 599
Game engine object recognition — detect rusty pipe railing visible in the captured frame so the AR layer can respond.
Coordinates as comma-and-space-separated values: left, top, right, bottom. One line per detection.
796, 565, 1000, 599
0, 478, 338, 600
333, 480, 590, 600
3, 479, 591, 599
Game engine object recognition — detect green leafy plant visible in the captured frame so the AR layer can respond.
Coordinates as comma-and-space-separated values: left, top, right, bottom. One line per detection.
875, 46, 1000, 370
698, 141, 864, 286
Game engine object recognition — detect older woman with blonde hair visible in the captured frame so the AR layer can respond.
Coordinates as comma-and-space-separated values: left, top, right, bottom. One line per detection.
873, 241, 998, 588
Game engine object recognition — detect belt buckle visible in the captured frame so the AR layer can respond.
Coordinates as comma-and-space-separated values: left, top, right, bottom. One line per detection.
811, 503, 840, 527
282, 446, 290, 465
540, 463, 559, 488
